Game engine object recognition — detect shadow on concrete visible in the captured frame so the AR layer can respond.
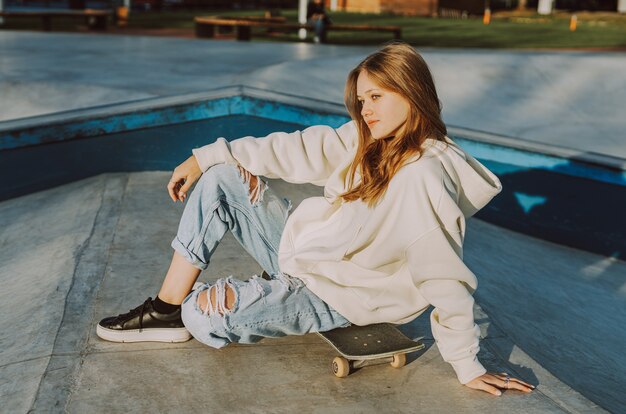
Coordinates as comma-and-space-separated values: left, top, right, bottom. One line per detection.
480, 158, 626, 260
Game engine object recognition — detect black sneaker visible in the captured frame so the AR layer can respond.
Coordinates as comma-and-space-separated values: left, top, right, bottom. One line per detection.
96, 297, 191, 343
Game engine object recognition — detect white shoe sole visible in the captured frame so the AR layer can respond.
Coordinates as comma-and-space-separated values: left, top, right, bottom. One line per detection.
96, 285, 207, 343
96, 325, 192, 343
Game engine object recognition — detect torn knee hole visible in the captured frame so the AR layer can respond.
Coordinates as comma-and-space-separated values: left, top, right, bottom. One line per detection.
197, 282, 236, 316
237, 165, 266, 205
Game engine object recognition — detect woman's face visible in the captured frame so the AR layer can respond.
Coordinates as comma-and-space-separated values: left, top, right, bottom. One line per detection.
356, 71, 410, 140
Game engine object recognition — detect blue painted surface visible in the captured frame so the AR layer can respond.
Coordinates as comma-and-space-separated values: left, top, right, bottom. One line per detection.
453, 136, 626, 188
1, 96, 625, 258
2, 95, 623, 189
477, 158, 626, 259
513, 192, 548, 215
0, 114, 302, 200
0, 96, 347, 151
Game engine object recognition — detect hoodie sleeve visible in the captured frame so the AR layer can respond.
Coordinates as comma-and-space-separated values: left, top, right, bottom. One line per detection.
405, 226, 487, 384
191, 121, 357, 186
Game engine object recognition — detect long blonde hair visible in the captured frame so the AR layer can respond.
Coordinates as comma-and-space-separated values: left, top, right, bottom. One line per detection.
340, 42, 448, 208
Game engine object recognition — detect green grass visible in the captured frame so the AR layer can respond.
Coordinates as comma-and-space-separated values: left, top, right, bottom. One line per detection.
2, 9, 625, 49
252, 10, 626, 48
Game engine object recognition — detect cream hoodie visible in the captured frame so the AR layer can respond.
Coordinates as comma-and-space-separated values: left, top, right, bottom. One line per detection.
192, 121, 502, 384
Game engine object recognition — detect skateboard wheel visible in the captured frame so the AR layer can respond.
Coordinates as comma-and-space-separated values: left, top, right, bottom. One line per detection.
390, 353, 406, 368
332, 356, 351, 378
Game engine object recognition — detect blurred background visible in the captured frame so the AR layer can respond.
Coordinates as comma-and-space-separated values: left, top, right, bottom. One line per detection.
2, 0, 623, 13
0, 0, 624, 48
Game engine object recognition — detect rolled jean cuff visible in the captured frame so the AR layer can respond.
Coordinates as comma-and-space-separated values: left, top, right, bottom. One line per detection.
171, 236, 209, 270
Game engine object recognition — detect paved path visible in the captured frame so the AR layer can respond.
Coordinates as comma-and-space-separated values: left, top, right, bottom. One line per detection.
0, 31, 625, 159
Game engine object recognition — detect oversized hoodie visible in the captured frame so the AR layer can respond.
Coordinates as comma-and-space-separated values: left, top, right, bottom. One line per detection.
192, 120, 502, 384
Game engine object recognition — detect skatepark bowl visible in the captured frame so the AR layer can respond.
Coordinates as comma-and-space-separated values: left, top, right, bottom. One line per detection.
1, 86, 624, 412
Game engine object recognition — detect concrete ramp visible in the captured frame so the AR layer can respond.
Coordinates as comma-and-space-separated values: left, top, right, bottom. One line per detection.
0, 173, 608, 413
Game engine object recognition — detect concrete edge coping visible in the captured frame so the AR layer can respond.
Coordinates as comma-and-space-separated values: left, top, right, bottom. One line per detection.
0, 85, 345, 132
447, 125, 626, 172
1, 84, 624, 173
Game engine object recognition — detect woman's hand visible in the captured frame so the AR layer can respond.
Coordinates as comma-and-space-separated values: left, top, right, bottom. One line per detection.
465, 372, 535, 396
167, 155, 202, 203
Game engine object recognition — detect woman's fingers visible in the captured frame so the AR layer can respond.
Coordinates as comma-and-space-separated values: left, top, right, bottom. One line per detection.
167, 175, 184, 202
168, 156, 202, 202
175, 181, 185, 202
467, 373, 535, 396
505, 377, 535, 393
490, 373, 535, 393
168, 175, 195, 203
178, 172, 200, 201
513, 378, 535, 389
473, 380, 503, 396
507, 380, 534, 393
494, 372, 535, 389
167, 180, 176, 202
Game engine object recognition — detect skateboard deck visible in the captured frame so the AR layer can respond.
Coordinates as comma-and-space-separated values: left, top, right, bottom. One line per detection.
317, 323, 424, 377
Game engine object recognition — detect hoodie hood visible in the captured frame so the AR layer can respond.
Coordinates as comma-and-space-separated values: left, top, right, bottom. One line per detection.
424, 137, 503, 218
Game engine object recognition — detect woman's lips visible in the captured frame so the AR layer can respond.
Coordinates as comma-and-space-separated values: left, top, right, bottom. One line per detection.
367, 120, 379, 127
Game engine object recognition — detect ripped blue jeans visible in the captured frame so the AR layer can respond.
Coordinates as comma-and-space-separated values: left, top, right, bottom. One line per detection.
172, 163, 351, 348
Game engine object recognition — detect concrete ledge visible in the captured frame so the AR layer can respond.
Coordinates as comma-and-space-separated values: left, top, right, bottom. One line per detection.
3, 86, 624, 180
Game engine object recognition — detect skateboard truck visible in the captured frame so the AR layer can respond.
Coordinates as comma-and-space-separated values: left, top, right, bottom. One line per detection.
318, 323, 425, 378
331, 353, 410, 378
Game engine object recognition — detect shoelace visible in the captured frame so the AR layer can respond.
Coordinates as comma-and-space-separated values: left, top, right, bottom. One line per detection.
116, 297, 152, 331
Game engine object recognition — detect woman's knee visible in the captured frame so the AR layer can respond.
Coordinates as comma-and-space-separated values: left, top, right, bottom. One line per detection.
180, 286, 232, 348
236, 165, 267, 206
198, 163, 266, 206
196, 283, 237, 316
196, 163, 238, 190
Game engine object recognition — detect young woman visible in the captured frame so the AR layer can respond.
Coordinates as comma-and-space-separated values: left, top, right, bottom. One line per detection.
97, 42, 534, 396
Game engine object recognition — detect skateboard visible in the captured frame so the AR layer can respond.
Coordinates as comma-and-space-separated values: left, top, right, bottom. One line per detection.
317, 323, 425, 378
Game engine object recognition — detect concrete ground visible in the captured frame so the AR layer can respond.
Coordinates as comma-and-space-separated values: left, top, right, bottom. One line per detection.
1, 31, 625, 413
0, 173, 611, 413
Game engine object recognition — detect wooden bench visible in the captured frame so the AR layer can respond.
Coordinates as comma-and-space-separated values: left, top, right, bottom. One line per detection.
228, 16, 287, 23
194, 16, 401, 42
0, 9, 112, 31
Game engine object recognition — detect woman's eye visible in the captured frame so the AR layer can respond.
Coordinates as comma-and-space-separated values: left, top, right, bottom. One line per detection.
371, 95, 380, 100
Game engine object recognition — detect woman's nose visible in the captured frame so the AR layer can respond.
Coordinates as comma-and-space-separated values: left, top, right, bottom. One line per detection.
361, 102, 372, 117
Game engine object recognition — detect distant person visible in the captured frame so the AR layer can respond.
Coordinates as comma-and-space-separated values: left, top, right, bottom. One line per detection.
307, 0, 330, 43
96, 42, 534, 396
